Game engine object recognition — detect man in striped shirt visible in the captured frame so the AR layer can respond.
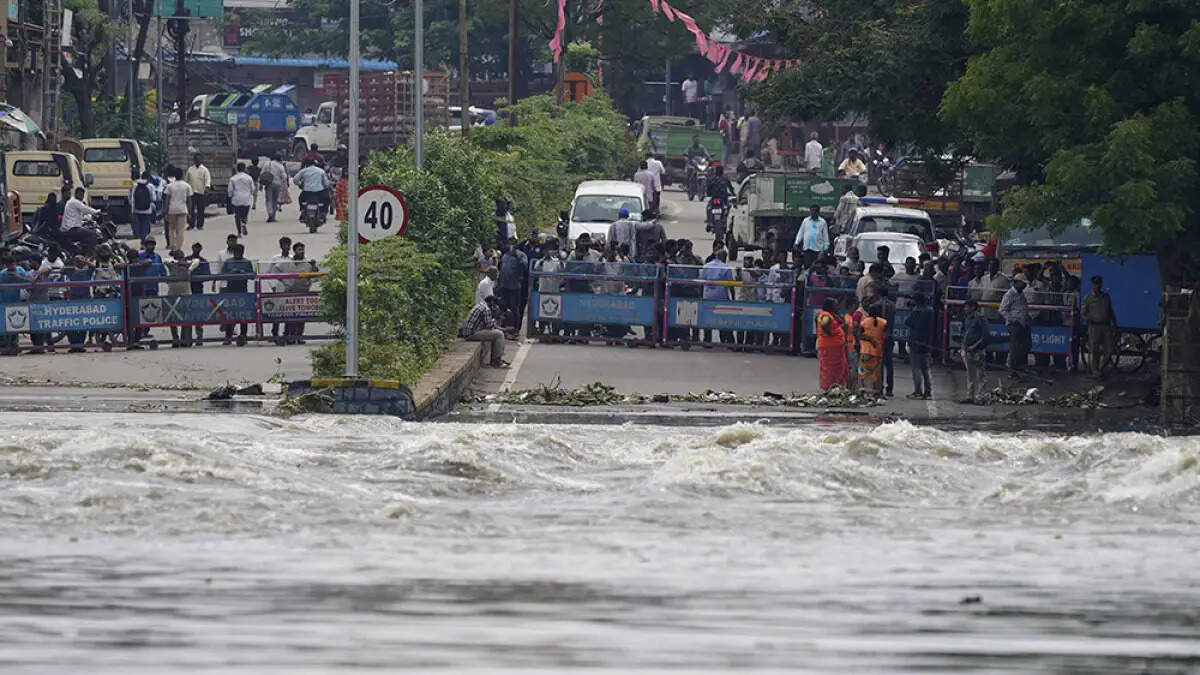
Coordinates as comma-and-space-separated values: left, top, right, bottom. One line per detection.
463, 295, 509, 368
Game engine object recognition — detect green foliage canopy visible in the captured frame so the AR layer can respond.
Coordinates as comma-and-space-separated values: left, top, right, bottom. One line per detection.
942, 0, 1200, 278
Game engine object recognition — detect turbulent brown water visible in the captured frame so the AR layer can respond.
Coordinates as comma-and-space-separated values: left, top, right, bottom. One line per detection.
1, 413, 1198, 672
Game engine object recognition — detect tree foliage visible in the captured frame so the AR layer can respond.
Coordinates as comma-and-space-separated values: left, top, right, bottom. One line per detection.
941, 0, 1200, 279
61, 0, 124, 136
736, 0, 972, 154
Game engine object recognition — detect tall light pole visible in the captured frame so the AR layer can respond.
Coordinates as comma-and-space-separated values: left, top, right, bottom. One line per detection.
414, 0, 424, 167
128, 0, 135, 134
458, 0, 469, 140
345, 0, 361, 377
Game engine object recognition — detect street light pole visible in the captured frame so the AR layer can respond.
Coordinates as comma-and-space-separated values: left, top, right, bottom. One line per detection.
345, 0, 361, 377
128, 0, 135, 135
414, 0, 424, 167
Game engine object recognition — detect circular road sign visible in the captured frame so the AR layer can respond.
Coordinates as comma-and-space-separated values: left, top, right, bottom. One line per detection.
356, 184, 409, 242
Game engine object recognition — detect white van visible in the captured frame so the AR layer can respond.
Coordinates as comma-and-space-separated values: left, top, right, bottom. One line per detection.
569, 180, 645, 245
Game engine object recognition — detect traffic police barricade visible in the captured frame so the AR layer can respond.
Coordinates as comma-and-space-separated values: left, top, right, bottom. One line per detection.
127, 264, 260, 346
0, 272, 127, 353
664, 264, 797, 351
254, 260, 330, 344
941, 285, 1078, 367
527, 259, 661, 345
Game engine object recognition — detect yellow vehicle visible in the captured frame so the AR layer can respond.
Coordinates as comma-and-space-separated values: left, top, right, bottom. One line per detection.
79, 138, 146, 223
3, 151, 90, 227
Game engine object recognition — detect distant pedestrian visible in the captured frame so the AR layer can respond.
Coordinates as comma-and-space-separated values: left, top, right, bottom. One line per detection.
246, 158, 262, 210
960, 299, 989, 404
904, 292, 934, 399
645, 153, 665, 213
228, 163, 255, 236
220, 243, 254, 346
185, 154, 211, 231
1000, 275, 1031, 375
857, 302, 888, 395
261, 154, 288, 222
130, 170, 155, 242
744, 111, 762, 158
873, 287, 897, 397
804, 132, 823, 173
498, 243, 528, 328
794, 204, 829, 269
534, 245, 563, 337
477, 266, 498, 306
843, 296, 864, 390
284, 242, 317, 343
633, 162, 657, 214
1082, 275, 1117, 377
267, 236, 294, 344
186, 242, 210, 345
700, 249, 735, 345
164, 249, 200, 348
161, 166, 191, 251
816, 297, 848, 390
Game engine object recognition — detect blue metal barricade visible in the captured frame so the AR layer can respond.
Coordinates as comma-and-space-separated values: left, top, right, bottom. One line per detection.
127, 263, 259, 345
528, 259, 661, 345
0, 273, 127, 352
942, 285, 1077, 366
663, 264, 797, 351
255, 260, 330, 344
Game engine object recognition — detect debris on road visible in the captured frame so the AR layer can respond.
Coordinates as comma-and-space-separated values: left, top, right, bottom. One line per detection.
464, 383, 887, 409
978, 385, 1106, 408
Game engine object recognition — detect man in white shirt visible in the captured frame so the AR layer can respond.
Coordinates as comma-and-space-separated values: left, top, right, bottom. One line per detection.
162, 166, 193, 251
184, 154, 211, 230
266, 235, 296, 344
476, 267, 498, 305
645, 153, 665, 213
804, 132, 824, 173
227, 162, 256, 236
681, 75, 699, 119
793, 204, 829, 269
59, 187, 101, 253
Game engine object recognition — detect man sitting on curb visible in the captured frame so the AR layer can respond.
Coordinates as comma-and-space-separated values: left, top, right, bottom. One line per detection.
461, 295, 511, 368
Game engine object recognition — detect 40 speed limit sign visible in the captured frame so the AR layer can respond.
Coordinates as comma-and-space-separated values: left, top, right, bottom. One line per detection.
356, 184, 410, 242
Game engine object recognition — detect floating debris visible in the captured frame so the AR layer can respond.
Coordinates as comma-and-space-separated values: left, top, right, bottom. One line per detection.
978, 386, 1106, 409
276, 389, 335, 417
464, 384, 886, 409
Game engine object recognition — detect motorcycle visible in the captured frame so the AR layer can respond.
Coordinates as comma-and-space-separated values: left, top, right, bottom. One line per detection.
705, 195, 731, 243
687, 157, 711, 201
300, 191, 328, 233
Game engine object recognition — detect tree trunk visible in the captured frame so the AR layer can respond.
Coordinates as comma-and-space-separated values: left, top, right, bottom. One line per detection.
129, 0, 154, 107
65, 75, 97, 137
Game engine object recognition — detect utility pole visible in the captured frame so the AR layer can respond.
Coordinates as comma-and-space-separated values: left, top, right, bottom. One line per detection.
664, 60, 671, 115
128, 0, 135, 134
507, 0, 517, 106
414, 0, 424, 166
156, 13, 163, 159
170, 0, 188, 115
345, 0, 361, 376
458, 0, 469, 140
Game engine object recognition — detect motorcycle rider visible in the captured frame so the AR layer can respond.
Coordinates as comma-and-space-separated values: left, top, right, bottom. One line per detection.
685, 135, 712, 196
554, 210, 570, 250
294, 158, 331, 223
705, 165, 735, 235
59, 186, 101, 254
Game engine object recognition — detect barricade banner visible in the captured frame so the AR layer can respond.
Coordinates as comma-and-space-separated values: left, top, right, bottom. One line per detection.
942, 288, 1078, 361
945, 320, 1072, 354
1, 298, 124, 333
528, 260, 660, 344
135, 293, 258, 327
664, 264, 796, 350
260, 293, 322, 321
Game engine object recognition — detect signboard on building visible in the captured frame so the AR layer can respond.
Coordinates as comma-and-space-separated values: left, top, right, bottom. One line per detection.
8, 0, 18, 22
223, 8, 306, 48
153, 0, 223, 18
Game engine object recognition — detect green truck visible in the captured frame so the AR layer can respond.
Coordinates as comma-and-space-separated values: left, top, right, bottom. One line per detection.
634, 115, 724, 185
731, 171, 859, 251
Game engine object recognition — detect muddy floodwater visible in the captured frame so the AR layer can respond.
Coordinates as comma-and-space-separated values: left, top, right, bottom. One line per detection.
1, 413, 1198, 672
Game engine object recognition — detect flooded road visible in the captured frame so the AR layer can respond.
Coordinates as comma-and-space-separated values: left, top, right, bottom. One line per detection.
1, 413, 1198, 672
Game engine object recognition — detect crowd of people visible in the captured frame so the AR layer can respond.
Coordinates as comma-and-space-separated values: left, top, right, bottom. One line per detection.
0, 234, 318, 354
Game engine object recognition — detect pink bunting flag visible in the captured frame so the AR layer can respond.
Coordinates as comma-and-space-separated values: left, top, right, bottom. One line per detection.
729, 53, 743, 75
548, 0, 567, 63
649, 0, 659, 12
715, 46, 732, 73
659, 0, 676, 22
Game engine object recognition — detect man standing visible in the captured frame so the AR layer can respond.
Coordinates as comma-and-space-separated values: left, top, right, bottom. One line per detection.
633, 162, 657, 213
60, 187, 101, 253
220, 243, 254, 346
681, 73, 699, 120
285, 242, 317, 343
700, 249, 735, 345
607, 207, 637, 260
793, 205, 829, 269
186, 242, 210, 345
959, 299, 989, 404
130, 170, 156, 243
246, 158, 262, 211
227, 163, 255, 236
999, 275, 1031, 375
476, 266, 498, 305
718, 108, 735, 165
804, 132, 823, 174
904, 292, 934, 399
1082, 274, 1117, 378
161, 166, 192, 251
498, 244, 528, 328
262, 154, 288, 222
744, 111, 763, 159
184, 154, 211, 231
872, 287, 898, 397
833, 184, 859, 235
645, 153, 665, 213
267, 236, 294, 344
463, 295, 509, 368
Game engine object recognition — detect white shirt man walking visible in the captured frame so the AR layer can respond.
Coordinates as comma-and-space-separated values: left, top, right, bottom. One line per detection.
184, 154, 211, 230
793, 204, 830, 269
804, 132, 824, 173
227, 163, 256, 236
261, 155, 289, 222
644, 154, 665, 213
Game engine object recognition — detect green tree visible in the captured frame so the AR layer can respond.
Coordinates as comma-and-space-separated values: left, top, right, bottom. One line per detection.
941, 0, 1200, 282
61, 0, 123, 136
734, 0, 972, 155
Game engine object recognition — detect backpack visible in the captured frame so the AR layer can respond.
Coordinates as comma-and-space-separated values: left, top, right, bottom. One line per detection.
259, 169, 275, 186
133, 182, 152, 211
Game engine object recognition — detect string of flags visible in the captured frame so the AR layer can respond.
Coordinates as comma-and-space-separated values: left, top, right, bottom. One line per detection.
549, 0, 797, 84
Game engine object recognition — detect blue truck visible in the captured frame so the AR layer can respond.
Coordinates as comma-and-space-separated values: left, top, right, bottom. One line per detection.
185, 86, 300, 160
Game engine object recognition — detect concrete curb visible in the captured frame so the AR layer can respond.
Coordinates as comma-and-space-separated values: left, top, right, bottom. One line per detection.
410, 340, 490, 420
287, 378, 415, 417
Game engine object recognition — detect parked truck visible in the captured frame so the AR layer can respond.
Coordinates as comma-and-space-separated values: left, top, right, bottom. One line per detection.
731, 171, 859, 252
186, 86, 299, 160
166, 120, 239, 208
291, 71, 451, 161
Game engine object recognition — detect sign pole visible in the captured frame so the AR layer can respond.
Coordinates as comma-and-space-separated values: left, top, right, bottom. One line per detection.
414, 0, 424, 167
345, 0, 361, 377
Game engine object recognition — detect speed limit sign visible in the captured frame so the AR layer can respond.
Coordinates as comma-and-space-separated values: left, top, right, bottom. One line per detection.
356, 184, 409, 242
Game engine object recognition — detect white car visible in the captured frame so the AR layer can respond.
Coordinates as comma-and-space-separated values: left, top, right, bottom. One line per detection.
568, 180, 645, 246
842, 231, 926, 276
833, 205, 937, 259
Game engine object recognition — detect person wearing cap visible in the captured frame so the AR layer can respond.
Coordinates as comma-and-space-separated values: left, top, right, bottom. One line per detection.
1000, 274, 1031, 375
1082, 274, 1118, 377
607, 207, 637, 260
